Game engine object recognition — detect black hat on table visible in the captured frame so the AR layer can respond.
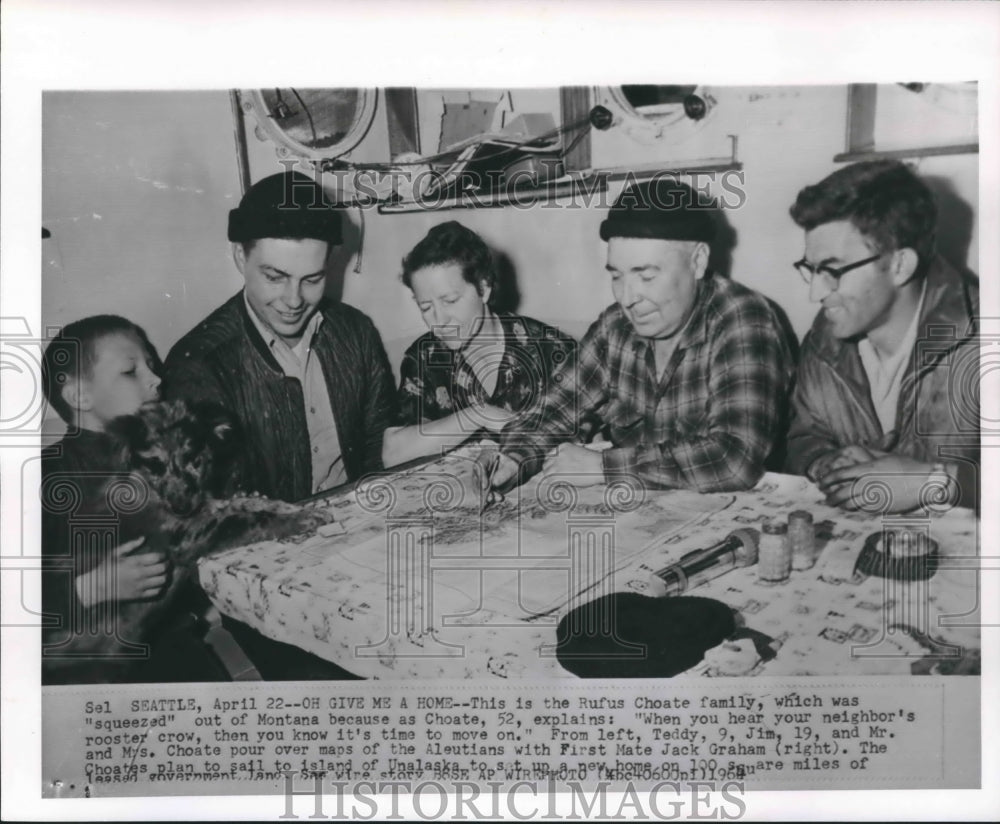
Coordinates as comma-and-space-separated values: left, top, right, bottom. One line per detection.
556, 593, 736, 678
600, 178, 715, 244
228, 171, 343, 245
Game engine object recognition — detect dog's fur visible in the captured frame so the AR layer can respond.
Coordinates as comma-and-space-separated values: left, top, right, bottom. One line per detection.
43, 400, 335, 684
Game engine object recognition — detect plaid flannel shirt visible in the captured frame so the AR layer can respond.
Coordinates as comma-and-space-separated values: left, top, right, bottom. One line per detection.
501, 274, 792, 492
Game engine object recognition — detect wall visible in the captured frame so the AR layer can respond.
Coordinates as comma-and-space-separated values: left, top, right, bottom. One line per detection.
42, 91, 245, 353
240, 85, 979, 370
41, 87, 980, 432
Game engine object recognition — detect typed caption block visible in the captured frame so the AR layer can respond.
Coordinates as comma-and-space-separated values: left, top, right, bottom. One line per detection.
42, 677, 979, 798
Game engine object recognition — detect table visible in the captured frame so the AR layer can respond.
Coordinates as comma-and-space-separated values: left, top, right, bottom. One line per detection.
198, 449, 980, 679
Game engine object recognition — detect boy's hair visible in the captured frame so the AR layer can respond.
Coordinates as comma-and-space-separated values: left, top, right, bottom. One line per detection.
789, 160, 938, 278
42, 315, 159, 424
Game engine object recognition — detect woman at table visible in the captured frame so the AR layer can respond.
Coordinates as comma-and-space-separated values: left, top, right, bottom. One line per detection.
382, 221, 576, 468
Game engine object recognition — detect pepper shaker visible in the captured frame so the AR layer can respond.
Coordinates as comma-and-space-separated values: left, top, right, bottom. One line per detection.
788, 510, 816, 571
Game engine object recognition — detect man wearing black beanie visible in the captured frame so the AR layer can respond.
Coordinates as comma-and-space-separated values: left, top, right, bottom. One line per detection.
164, 171, 396, 503
483, 176, 792, 495
161, 170, 397, 679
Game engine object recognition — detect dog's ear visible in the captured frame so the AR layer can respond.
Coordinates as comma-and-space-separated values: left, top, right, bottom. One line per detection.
187, 402, 244, 497
213, 419, 235, 442
105, 413, 150, 465
191, 402, 239, 447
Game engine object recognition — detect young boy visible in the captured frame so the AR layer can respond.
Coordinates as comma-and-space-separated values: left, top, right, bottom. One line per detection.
41, 315, 225, 684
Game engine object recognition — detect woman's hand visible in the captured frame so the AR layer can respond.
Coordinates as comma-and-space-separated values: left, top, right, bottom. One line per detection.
383, 406, 516, 469
463, 404, 515, 433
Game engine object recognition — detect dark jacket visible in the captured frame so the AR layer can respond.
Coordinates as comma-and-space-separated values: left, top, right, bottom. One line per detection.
786, 257, 979, 508
163, 294, 396, 501
41, 428, 127, 676
41, 429, 222, 685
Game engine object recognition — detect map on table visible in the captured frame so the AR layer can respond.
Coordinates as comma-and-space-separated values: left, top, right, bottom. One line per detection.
198, 454, 980, 678
301, 445, 737, 625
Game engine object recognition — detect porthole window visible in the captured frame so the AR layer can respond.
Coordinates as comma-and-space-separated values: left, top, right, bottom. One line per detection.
242, 88, 377, 161
597, 85, 716, 145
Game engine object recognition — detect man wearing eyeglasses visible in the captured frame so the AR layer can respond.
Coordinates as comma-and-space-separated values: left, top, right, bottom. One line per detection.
786, 160, 979, 512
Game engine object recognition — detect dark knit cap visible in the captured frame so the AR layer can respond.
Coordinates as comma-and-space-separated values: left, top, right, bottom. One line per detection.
600, 178, 715, 244
228, 171, 343, 245
556, 594, 735, 678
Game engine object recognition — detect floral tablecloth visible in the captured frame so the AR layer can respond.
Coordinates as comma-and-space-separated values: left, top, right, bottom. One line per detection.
198, 457, 980, 679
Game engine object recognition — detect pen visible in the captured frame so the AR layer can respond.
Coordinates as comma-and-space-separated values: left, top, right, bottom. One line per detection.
479, 452, 501, 515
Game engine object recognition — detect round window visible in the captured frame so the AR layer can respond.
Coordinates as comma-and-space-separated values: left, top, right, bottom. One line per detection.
599, 85, 716, 145
242, 88, 377, 160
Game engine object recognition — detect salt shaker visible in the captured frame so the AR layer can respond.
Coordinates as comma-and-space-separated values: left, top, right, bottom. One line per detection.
758, 519, 791, 583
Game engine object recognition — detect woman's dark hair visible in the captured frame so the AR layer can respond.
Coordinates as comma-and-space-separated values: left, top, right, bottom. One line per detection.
42, 315, 159, 424
789, 160, 937, 277
401, 221, 497, 300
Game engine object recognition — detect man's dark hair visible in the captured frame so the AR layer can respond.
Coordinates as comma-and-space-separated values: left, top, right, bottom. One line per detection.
790, 160, 938, 276
42, 315, 159, 424
401, 221, 497, 301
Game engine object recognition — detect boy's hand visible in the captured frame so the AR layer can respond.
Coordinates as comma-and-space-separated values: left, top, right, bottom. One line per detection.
76, 537, 170, 606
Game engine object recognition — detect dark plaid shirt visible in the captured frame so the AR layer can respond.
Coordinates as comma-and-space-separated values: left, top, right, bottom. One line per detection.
501, 274, 793, 492
397, 313, 576, 425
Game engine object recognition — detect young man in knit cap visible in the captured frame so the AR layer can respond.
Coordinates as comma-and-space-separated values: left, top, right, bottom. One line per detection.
482, 177, 792, 496
164, 170, 396, 679
164, 170, 396, 503
786, 160, 979, 512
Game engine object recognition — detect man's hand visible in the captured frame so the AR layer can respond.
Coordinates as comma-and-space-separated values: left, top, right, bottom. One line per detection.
76, 537, 169, 607
474, 447, 519, 508
816, 454, 938, 513
540, 443, 604, 487
808, 445, 878, 483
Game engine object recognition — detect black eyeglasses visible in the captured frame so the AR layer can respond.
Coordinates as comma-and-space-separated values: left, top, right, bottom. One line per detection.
793, 252, 886, 288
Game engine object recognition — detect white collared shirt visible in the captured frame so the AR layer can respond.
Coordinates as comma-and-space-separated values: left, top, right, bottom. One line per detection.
857, 283, 926, 435
243, 292, 347, 492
